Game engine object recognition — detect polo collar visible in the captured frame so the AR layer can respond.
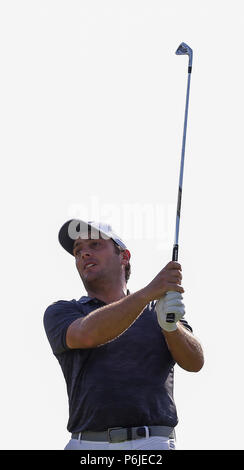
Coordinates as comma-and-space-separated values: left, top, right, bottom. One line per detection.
78, 296, 105, 305
78, 290, 131, 304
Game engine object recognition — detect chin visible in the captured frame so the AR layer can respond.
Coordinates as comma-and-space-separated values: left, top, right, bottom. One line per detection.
82, 273, 97, 282
81, 270, 102, 283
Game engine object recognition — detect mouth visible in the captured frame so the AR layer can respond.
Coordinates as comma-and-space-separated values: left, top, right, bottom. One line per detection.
84, 263, 97, 271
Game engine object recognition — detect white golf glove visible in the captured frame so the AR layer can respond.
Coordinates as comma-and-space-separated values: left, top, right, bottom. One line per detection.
155, 291, 185, 332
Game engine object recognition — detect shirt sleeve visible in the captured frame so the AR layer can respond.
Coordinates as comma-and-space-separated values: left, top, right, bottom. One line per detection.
43, 300, 85, 355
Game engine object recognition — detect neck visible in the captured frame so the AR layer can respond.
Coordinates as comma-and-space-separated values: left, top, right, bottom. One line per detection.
85, 282, 128, 304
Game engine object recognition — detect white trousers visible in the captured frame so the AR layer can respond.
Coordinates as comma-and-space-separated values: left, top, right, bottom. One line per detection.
64, 435, 175, 450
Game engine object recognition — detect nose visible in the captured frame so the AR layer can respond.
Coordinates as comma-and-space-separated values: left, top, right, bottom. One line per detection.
81, 250, 91, 259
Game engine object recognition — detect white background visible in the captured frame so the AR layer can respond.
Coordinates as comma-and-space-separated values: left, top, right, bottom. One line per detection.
0, 0, 243, 450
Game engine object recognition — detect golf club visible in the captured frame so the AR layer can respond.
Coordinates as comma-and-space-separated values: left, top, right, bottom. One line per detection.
166, 42, 193, 323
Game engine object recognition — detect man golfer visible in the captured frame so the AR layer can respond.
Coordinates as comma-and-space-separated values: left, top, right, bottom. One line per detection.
44, 219, 204, 450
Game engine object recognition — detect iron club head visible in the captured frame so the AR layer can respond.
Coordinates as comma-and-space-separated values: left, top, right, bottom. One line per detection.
175, 42, 193, 68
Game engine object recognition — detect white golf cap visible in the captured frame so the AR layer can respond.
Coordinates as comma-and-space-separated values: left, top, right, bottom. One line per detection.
58, 219, 128, 255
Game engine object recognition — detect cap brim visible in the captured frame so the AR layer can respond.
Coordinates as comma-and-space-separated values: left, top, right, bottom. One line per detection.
58, 219, 78, 255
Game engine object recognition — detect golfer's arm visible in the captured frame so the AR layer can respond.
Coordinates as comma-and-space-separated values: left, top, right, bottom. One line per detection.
66, 289, 149, 349
163, 322, 204, 372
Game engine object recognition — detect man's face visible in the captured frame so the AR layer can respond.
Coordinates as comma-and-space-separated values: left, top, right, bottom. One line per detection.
73, 236, 125, 287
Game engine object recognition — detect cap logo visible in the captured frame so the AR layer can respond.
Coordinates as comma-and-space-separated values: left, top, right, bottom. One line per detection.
67, 220, 110, 240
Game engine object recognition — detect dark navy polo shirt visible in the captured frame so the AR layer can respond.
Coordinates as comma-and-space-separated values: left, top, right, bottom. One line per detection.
43, 296, 192, 433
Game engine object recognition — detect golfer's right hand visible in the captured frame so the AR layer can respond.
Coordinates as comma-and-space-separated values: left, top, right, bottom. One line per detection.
144, 261, 184, 302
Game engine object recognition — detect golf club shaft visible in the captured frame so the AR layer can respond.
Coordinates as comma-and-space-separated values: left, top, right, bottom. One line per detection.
172, 68, 192, 262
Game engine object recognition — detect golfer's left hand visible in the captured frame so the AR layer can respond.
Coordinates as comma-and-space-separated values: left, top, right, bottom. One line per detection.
155, 291, 185, 332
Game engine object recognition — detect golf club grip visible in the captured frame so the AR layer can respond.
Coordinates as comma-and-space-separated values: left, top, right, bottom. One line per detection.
172, 244, 179, 262
165, 244, 179, 323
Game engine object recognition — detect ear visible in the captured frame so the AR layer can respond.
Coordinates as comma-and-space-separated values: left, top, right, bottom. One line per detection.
121, 249, 131, 266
